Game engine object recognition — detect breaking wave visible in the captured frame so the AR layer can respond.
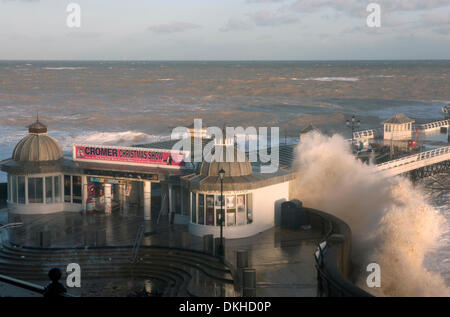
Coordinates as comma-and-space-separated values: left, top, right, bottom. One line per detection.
292, 132, 449, 297
302, 77, 359, 82
59, 131, 168, 148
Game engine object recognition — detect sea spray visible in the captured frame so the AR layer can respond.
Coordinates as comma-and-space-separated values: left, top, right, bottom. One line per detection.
292, 132, 449, 296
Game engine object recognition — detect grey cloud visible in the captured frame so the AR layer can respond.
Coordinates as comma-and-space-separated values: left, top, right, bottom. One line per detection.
148, 22, 202, 34
290, 0, 450, 16
246, 0, 286, 3
219, 17, 253, 32
249, 10, 299, 26
421, 11, 450, 26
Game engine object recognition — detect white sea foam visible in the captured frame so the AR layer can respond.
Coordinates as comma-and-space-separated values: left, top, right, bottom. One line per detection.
292, 132, 449, 296
43, 67, 86, 70
59, 131, 168, 148
302, 77, 359, 82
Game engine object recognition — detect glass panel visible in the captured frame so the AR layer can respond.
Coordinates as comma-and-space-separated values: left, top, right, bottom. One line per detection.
206, 195, 214, 225
247, 193, 253, 224
7, 175, 10, 202
64, 175, 71, 202
217, 209, 224, 227
72, 176, 82, 204
215, 194, 223, 207
28, 177, 43, 203
12, 176, 17, 203
45, 176, 53, 203
198, 194, 205, 225
18, 176, 25, 204
227, 209, 236, 226
237, 194, 246, 225
191, 192, 197, 224
174, 187, 181, 214
54, 176, 61, 203
225, 195, 235, 209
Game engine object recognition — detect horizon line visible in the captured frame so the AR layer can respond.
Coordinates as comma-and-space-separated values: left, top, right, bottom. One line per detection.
0, 58, 449, 62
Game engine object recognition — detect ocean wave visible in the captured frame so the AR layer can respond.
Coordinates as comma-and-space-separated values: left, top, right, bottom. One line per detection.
43, 67, 86, 70
58, 131, 169, 149
292, 132, 449, 296
302, 77, 359, 82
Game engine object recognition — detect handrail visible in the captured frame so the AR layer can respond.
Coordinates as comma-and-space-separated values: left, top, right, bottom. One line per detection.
0, 222, 23, 232
376, 146, 450, 171
0, 274, 75, 297
419, 119, 449, 130
131, 225, 145, 263
353, 129, 378, 139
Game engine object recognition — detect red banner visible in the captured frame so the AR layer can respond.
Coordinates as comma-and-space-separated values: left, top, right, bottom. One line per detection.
74, 145, 185, 167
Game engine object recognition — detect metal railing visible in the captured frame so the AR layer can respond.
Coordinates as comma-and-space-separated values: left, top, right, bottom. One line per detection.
131, 225, 145, 263
419, 119, 449, 131
314, 242, 372, 297
376, 145, 450, 172
0, 273, 75, 297
353, 129, 378, 140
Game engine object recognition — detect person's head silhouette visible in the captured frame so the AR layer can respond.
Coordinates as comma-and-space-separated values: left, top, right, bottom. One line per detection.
48, 268, 62, 282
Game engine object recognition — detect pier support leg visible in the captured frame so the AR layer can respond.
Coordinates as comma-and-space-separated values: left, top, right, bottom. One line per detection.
144, 181, 151, 221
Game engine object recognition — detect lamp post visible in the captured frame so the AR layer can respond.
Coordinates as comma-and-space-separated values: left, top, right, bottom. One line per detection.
218, 168, 225, 256
346, 115, 360, 151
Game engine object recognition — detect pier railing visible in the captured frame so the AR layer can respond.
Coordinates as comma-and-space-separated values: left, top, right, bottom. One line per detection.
376, 145, 450, 176
0, 273, 75, 297
418, 119, 449, 131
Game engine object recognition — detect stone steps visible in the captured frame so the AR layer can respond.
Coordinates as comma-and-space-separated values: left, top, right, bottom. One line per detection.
0, 243, 236, 297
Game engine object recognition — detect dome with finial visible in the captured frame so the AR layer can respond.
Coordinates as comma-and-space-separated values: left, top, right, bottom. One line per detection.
199, 129, 252, 177
12, 118, 63, 162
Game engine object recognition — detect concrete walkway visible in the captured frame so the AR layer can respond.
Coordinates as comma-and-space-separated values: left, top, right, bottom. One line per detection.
0, 207, 323, 297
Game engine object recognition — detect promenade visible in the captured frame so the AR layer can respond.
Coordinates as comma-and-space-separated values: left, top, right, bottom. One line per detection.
0, 207, 323, 297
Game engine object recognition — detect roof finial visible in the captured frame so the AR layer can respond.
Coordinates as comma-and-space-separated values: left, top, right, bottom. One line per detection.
36, 111, 39, 122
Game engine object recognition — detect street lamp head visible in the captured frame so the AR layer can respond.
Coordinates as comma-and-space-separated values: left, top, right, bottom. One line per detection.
352, 115, 355, 122
346, 120, 350, 126
219, 168, 225, 180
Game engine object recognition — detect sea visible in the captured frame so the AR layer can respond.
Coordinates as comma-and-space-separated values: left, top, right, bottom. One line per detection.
0, 60, 449, 294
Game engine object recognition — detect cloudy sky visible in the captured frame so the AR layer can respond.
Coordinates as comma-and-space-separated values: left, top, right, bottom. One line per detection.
0, 0, 449, 60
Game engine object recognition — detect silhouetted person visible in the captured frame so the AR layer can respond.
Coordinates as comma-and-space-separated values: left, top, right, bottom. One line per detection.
43, 268, 67, 298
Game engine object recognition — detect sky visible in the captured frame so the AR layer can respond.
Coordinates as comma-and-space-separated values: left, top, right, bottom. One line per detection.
0, 0, 449, 60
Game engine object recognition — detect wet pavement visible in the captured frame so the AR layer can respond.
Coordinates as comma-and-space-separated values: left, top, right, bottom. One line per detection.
0, 206, 323, 297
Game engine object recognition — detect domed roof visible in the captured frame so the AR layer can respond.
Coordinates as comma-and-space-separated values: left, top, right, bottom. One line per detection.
12, 120, 63, 162
200, 144, 252, 177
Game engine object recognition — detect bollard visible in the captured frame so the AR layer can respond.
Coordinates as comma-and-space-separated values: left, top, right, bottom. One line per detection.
181, 232, 190, 249
39, 231, 51, 248
214, 237, 225, 256
203, 234, 214, 254
242, 268, 256, 297
236, 250, 249, 269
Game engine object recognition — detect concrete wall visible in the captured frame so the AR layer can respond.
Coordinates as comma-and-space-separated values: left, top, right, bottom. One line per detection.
188, 181, 289, 239
307, 207, 372, 297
